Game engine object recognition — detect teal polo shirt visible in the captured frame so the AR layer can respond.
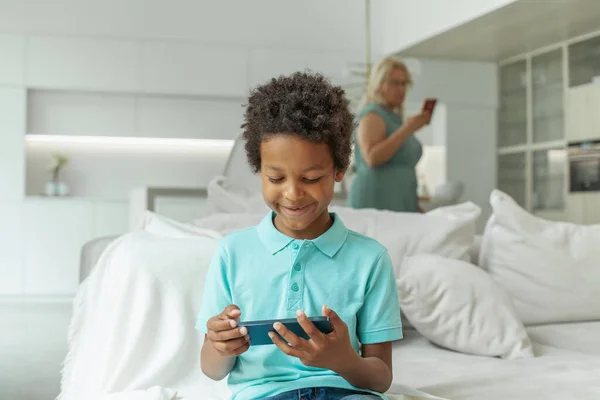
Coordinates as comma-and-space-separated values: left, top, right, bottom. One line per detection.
196, 211, 403, 400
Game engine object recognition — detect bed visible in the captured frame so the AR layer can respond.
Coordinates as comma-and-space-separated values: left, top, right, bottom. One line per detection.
389, 324, 600, 400
61, 188, 600, 400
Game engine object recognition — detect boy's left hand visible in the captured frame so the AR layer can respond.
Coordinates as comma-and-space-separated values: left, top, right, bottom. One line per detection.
269, 305, 359, 372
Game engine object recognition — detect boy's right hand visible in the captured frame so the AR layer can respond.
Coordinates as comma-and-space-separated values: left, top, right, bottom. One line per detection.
206, 305, 250, 357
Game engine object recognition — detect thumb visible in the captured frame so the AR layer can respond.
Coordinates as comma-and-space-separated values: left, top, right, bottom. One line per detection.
322, 304, 345, 332
222, 304, 241, 321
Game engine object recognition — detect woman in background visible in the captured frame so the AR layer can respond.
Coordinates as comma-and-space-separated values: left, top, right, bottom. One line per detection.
348, 57, 431, 212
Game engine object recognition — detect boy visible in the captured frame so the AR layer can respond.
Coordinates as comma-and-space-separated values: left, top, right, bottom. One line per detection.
196, 72, 402, 400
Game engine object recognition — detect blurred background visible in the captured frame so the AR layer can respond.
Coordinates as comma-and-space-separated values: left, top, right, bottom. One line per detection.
2, 0, 600, 398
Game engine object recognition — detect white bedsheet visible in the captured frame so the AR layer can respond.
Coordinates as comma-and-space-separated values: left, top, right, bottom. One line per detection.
390, 327, 600, 400
60, 228, 600, 400
526, 321, 600, 356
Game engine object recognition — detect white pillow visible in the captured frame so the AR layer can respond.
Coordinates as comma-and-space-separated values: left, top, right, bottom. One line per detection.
333, 202, 481, 277
207, 175, 269, 214
479, 190, 600, 325
142, 211, 222, 239
398, 254, 534, 359
193, 212, 265, 236
194, 202, 481, 278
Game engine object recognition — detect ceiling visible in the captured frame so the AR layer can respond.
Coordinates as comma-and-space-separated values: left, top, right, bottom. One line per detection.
396, 0, 600, 62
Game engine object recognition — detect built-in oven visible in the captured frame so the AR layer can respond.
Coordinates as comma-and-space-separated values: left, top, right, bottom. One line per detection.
568, 140, 600, 192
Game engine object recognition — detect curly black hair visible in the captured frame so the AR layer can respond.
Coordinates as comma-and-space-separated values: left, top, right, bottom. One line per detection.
241, 71, 354, 173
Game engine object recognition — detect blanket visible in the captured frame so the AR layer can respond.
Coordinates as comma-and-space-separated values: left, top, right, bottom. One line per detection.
58, 227, 445, 400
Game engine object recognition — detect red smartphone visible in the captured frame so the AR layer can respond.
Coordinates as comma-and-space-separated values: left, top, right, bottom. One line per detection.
422, 98, 437, 116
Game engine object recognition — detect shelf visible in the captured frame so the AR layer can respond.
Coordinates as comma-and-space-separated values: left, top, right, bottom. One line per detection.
531, 79, 563, 88
24, 196, 128, 202
532, 113, 563, 121
499, 120, 527, 127
500, 87, 527, 97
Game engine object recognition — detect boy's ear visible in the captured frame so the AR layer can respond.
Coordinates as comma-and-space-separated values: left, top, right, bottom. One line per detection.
334, 170, 345, 182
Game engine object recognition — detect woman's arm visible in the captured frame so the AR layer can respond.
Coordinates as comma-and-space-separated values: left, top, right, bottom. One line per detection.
357, 113, 429, 168
334, 342, 393, 394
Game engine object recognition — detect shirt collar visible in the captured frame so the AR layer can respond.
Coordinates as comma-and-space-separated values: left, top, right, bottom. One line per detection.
257, 211, 348, 257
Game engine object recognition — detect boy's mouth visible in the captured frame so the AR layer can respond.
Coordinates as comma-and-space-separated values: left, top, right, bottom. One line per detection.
280, 204, 312, 216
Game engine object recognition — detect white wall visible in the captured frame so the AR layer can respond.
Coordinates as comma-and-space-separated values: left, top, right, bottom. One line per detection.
0, 87, 26, 199
406, 59, 499, 230
0, 0, 365, 52
372, 0, 518, 55
25, 142, 231, 199
0, 0, 367, 296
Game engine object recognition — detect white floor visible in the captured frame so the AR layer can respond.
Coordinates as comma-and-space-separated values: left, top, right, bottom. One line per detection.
0, 298, 72, 399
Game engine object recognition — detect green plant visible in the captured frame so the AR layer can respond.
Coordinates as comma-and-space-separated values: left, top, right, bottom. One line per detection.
48, 153, 69, 183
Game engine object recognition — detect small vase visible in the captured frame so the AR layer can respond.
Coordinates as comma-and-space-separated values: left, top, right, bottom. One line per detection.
45, 181, 69, 197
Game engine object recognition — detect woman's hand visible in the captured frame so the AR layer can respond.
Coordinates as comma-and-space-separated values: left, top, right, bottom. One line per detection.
403, 112, 431, 134
269, 305, 359, 372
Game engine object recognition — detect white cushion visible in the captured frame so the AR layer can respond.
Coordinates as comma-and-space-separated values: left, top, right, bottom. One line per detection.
206, 175, 269, 214
194, 202, 481, 277
192, 212, 265, 236
333, 202, 481, 277
142, 211, 222, 239
398, 254, 534, 359
479, 189, 600, 325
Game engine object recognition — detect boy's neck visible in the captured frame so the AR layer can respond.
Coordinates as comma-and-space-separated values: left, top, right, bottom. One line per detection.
274, 209, 333, 240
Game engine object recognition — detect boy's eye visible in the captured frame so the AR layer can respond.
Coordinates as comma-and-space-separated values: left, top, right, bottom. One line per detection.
303, 177, 321, 183
268, 177, 284, 183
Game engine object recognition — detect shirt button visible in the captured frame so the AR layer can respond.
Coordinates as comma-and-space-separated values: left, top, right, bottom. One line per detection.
291, 283, 299, 292
293, 263, 301, 271
292, 243, 299, 250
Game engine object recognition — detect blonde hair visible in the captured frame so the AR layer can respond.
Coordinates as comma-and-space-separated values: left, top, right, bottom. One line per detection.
360, 56, 412, 115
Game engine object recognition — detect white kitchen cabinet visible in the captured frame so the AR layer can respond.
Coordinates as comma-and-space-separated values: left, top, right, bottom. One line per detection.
135, 96, 243, 140
566, 192, 600, 224
531, 49, 563, 143
532, 148, 565, 211
22, 199, 94, 295
27, 90, 137, 137
91, 201, 129, 238
565, 84, 600, 142
498, 60, 527, 147
0, 87, 26, 201
20, 198, 129, 296
569, 35, 600, 88
0, 202, 24, 294
534, 209, 568, 222
140, 41, 248, 97
565, 85, 587, 143
26, 36, 138, 92
498, 152, 527, 208
584, 193, 600, 224
590, 86, 600, 140
0, 34, 25, 85
566, 193, 586, 224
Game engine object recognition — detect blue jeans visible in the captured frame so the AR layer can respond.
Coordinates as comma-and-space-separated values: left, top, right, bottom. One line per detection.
261, 387, 381, 400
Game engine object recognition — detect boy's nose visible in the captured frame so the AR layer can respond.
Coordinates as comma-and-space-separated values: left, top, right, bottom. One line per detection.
284, 183, 305, 200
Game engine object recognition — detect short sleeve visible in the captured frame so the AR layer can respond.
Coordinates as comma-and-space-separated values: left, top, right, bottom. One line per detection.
357, 103, 381, 121
195, 243, 233, 333
356, 250, 403, 344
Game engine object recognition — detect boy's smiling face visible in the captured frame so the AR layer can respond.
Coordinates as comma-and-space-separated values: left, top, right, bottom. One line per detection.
260, 134, 345, 240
